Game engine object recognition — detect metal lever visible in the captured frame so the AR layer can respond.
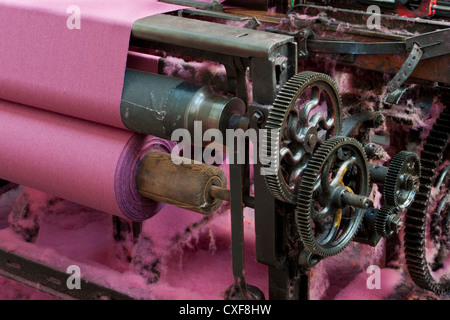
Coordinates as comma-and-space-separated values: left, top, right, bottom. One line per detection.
224, 148, 264, 300
385, 43, 424, 104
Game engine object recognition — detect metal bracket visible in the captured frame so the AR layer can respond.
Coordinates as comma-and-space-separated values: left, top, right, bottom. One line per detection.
385, 43, 424, 104
264, 28, 314, 58
342, 111, 385, 137
405, 28, 450, 60
297, 29, 314, 58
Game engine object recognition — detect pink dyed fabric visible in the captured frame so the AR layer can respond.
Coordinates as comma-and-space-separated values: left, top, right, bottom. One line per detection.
126, 52, 160, 74
0, 0, 183, 129
0, 99, 170, 221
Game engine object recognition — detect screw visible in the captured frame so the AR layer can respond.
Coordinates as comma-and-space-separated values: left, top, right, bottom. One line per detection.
252, 110, 264, 125
341, 191, 373, 209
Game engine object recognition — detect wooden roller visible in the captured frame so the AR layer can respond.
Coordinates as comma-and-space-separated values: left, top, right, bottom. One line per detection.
136, 152, 229, 215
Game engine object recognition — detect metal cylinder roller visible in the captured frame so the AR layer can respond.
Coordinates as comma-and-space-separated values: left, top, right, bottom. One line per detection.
121, 69, 246, 139
136, 151, 228, 215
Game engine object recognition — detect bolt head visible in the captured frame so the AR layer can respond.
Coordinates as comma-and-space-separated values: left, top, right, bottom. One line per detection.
388, 214, 403, 234
252, 111, 264, 124
307, 134, 317, 148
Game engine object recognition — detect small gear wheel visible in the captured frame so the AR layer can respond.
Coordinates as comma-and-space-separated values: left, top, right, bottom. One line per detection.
263, 72, 342, 204
384, 151, 421, 210
295, 136, 370, 257
374, 205, 401, 238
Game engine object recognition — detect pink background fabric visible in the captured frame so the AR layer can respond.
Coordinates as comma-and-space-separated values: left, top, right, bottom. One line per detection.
0, 99, 131, 216
0, 99, 171, 220
0, 0, 184, 129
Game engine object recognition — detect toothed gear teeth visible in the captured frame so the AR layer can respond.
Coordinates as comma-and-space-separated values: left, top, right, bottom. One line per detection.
263, 72, 343, 204
384, 151, 421, 211
374, 205, 399, 238
295, 136, 370, 257
404, 92, 450, 295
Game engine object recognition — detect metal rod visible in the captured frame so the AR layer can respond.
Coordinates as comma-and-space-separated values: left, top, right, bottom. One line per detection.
409, 2, 450, 13
210, 185, 231, 202
209, 185, 255, 209
342, 192, 373, 209
434, 5, 450, 13
230, 161, 246, 283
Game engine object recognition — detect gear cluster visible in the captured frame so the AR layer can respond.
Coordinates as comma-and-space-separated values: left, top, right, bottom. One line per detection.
262, 72, 439, 279
263, 72, 372, 260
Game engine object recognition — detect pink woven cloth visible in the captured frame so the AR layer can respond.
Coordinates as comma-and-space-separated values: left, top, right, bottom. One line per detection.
0, 0, 183, 129
0, 99, 172, 221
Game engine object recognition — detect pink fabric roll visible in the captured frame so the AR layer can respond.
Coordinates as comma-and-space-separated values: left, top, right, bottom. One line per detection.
0, 99, 173, 221
0, 0, 184, 129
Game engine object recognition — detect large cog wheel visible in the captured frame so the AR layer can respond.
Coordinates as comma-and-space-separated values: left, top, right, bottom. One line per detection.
295, 136, 370, 257
264, 72, 343, 204
404, 96, 450, 295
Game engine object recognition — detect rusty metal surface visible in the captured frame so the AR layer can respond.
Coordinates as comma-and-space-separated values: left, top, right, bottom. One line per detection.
224, 7, 450, 83
351, 52, 450, 84
132, 14, 294, 59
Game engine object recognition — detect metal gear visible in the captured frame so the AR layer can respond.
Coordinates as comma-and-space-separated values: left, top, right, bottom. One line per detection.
430, 165, 450, 272
263, 71, 343, 204
384, 151, 421, 211
295, 136, 370, 257
374, 205, 402, 238
404, 92, 450, 295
